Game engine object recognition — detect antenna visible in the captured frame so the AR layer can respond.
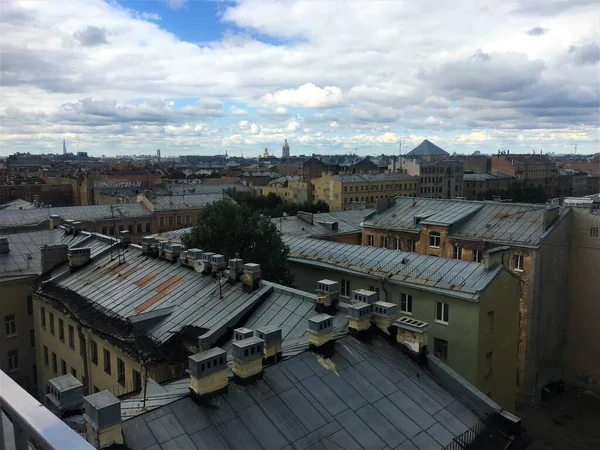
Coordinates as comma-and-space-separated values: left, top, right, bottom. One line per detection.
574, 143, 577, 155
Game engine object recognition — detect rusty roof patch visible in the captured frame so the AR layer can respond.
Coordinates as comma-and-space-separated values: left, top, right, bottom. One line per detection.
134, 275, 183, 313
134, 272, 158, 287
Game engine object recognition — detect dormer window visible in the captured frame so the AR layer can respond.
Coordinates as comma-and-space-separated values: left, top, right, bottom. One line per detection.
429, 232, 441, 248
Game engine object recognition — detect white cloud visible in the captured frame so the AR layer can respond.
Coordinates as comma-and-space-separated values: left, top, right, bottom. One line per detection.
286, 119, 300, 132
231, 106, 248, 116
165, 0, 187, 10
262, 83, 344, 109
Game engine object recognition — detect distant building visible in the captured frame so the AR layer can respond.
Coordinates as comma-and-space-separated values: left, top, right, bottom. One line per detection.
281, 139, 290, 158
401, 158, 464, 199
62, 140, 66, 155
463, 172, 515, 199
404, 139, 449, 161
491, 153, 558, 198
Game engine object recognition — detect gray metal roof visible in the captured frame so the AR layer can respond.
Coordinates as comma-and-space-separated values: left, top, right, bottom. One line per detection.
406, 139, 449, 157
273, 209, 374, 236
155, 227, 193, 241
0, 229, 113, 279
49, 247, 276, 344
284, 236, 501, 300
122, 335, 484, 450
463, 173, 514, 181
0, 203, 151, 229
333, 173, 417, 183
151, 193, 227, 211
364, 197, 559, 247
0, 199, 35, 210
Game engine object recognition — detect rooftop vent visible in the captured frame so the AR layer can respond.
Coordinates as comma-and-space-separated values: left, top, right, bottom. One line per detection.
241, 263, 261, 291
352, 289, 378, 305
371, 301, 399, 335
178, 250, 189, 266
255, 327, 283, 363
45, 374, 84, 417
163, 243, 182, 261
49, 214, 62, 229
141, 235, 156, 254
188, 347, 228, 398
41, 244, 69, 272
0, 236, 9, 254
119, 230, 131, 245
68, 247, 91, 269
316, 279, 340, 313
233, 327, 254, 341
211, 254, 226, 273
308, 314, 334, 354
228, 258, 244, 283
393, 316, 431, 358
347, 302, 372, 335
231, 336, 264, 381
83, 391, 123, 449
186, 248, 203, 262
201, 251, 215, 274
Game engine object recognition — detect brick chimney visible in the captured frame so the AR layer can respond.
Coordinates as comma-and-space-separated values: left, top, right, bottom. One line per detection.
68, 247, 91, 269
393, 317, 431, 358
241, 263, 261, 291
232, 336, 264, 381
233, 327, 254, 341
83, 391, 123, 449
188, 347, 228, 398
347, 302, 372, 335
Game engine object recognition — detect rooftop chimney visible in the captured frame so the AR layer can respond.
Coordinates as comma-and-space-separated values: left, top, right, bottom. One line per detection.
231, 336, 264, 381
186, 248, 203, 267
308, 314, 334, 355
543, 206, 560, 230
83, 391, 123, 449
201, 252, 215, 274
41, 244, 68, 272
393, 317, 431, 364
315, 279, 340, 313
188, 347, 228, 398
254, 327, 283, 363
163, 243, 182, 261
68, 247, 91, 269
141, 235, 156, 254
119, 230, 131, 246
211, 254, 226, 273
371, 301, 399, 335
0, 236, 9, 254
297, 211, 314, 224
228, 258, 244, 283
45, 374, 84, 417
241, 263, 261, 291
352, 289, 378, 305
72, 221, 83, 235
49, 214, 62, 230
233, 327, 254, 341
483, 246, 511, 270
347, 302, 372, 335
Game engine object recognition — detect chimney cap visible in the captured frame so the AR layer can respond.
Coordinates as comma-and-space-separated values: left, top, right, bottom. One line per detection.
243, 263, 261, 273
232, 336, 263, 350
189, 347, 226, 364
393, 316, 431, 334
84, 390, 120, 411
48, 374, 82, 392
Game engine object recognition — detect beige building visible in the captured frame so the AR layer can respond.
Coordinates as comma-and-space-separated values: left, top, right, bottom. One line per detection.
257, 176, 309, 203
312, 173, 419, 211
284, 235, 521, 412
362, 197, 572, 405
463, 172, 515, 200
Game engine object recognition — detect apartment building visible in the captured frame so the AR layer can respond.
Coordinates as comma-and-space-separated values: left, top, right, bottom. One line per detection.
491, 153, 558, 197
0, 230, 116, 394
401, 158, 464, 199
312, 173, 419, 211
361, 197, 572, 404
257, 176, 309, 203
463, 173, 515, 200
284, 235, 520, 411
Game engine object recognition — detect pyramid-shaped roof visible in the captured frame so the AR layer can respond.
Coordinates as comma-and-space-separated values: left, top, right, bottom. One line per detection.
406, 139, 449, 157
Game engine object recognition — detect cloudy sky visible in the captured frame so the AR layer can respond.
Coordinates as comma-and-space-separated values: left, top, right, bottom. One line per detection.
1, 0, 599, 157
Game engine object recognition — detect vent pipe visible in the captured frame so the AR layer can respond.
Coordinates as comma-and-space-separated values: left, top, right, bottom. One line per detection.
83, 391, 123, 449
241, 263, 261, 291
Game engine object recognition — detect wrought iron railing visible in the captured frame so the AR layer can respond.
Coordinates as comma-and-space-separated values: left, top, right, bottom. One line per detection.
442, 415, 490, 450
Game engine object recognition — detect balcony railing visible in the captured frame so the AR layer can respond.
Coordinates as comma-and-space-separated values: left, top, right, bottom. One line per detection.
0, 370, 94, 450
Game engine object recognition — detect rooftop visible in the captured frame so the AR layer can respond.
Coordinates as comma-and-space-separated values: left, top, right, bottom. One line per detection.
151, 193, 230, 211
406, 139, 449, 157
0, 199, 35, 210
364, 197, 563, 247
333, 173, 418, 183
284, 235, 506, 300
463, 173, 514, 181
122, 335, 487, 450
272, 209, 374, 236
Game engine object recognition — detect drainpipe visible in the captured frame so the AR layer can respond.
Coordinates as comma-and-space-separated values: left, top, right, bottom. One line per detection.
78, 325, 91, 395
380, 275, 390, 303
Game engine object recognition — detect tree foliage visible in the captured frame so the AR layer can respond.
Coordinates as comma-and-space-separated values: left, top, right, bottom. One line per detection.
182, 199, 294, 286
225, 188, 329, 217
477, 184, 548, 203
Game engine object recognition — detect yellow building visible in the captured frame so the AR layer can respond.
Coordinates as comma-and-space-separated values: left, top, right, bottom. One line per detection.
312, 173, 420, 211
257, 176, 308, 204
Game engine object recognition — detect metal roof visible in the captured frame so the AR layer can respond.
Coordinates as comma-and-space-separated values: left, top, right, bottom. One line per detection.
284, 236, 501, 300
122, 335, 484, 450
0, 229, 113, 279
364, 197, 559, 247
0, 199, 35, 210
406, 139, 449, 157
151, 193, 227, 211
333, 173, 417, 183
48, 248, 276, 344
155, 227, 193, 241
0, 203, 151, 229
273, 209, 374, 236
463, 173, 514, 181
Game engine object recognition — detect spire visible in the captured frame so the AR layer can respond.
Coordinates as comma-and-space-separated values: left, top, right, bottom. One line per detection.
282, 139, 290, 158
63, 139, 67, 155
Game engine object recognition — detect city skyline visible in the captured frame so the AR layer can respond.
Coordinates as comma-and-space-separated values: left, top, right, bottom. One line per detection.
1, 0, 599, 156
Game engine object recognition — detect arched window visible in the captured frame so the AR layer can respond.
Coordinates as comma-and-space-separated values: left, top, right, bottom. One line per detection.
168, 216, 174, 226
176, 216, 182, 225
429, 231, 440, 248
185, 215, 190, 225
159, 217, 165, 227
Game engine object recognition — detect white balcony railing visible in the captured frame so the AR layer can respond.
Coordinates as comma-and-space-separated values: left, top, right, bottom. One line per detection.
0, 370, 94, 450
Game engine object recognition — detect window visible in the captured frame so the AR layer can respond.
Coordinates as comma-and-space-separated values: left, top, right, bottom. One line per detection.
61, 359, 67, 375
91, 340, 98, 365
434, 338, 448, 360
400, 293, 413, 314
58, 318, 64, 341
49, 312, 55, 335
486, 352, 493, 377
394, 238, 401, 250
487, 311, 495, 335
41, 307, 46, 329
168, 216, 174, 226
27, 295, 33, 315
103, 348, 111, 375
5, 314, 16, 336
71, 367, 77, 378
410, 240, 415, 252
52, 352, 57, 373
43, 345, 49, 366
117, 358, 125, 386
472, 249, 481, 262
380, 236, 388, 248
30, 329, 35, 349
146, 223, 151, 233
453, 246, 462, 260
367, 235, 374, 246
137, 224, 142, 233
68, 325, 75, 349
159, 217, 165, 227
118, 225, 124, 232
341, 278, 351, 297
101, 227, 108, 235
176, 216, 182, 225
436, 302, 449, 324
7, 350, 19, 372
185, 215, 190, 225
429, 232, 440, 248
513, 255, 524, 272
591, 226, 599, 238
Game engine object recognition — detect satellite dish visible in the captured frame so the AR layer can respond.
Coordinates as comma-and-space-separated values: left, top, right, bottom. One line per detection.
283, 212, 288, 217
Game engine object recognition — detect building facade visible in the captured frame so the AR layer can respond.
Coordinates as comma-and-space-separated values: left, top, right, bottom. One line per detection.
401, 158, 464, 199
491, 154, 558, 198
463, 173, 515, 200
257, 176, 309, 204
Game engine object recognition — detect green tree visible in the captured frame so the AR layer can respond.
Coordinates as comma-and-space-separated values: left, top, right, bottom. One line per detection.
182, 200, 294, 286
225, 188, 330, 217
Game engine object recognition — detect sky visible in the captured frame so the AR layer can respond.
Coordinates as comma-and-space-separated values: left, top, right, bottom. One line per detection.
0, 0, 599, 157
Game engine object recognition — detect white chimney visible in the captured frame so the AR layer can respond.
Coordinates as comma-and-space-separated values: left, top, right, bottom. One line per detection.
188, 347, 228, 398
393, 316, 431, 356
315, 279, 339, 313
211, 254, 226, 273
163, 243, 182, 261
45, 374, 84, 417
308, 314, 334, 353
254, 327, 283, 362
371, 301, 399, 335
83, 391, 123, 449
68, 247, 91, 269
233, 327, 254, 341
241, 263, 261, 291
232, 336, 264, 381
352, 289, 378, 305
201, 252, 215, 273
119, 230, 131, 245
347, 302, 372, 335
141, 235, 156, 254
228, 258, 244, 283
